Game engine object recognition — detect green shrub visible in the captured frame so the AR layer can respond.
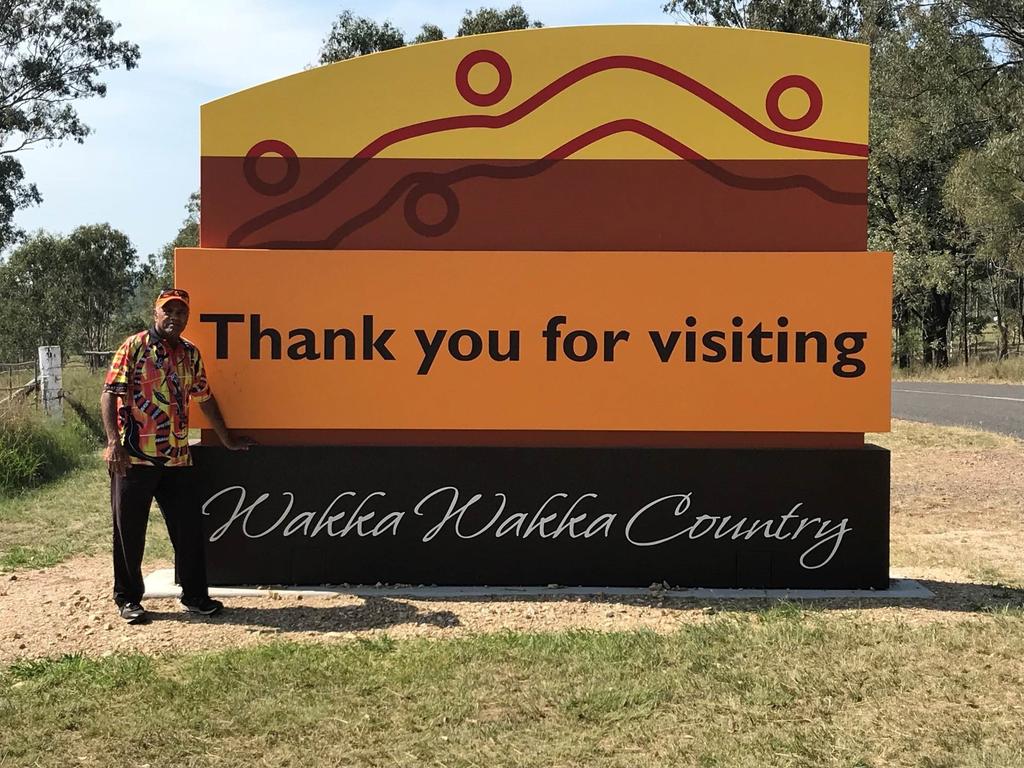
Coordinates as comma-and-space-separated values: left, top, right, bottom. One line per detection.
60, 364, 107, 439
0, 410, 97, 495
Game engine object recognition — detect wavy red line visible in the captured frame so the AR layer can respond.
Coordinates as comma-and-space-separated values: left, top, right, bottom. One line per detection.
227, 56, 867, 246
361, 54, 868, 159
545, 120, 864, 205
544, 119, 704, 161
241, 118, 864, 249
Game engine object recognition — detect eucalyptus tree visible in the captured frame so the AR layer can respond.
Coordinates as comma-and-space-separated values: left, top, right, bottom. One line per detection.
0, 0, 139, 252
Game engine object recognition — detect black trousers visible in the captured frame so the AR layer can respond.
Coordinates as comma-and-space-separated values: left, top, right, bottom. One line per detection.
110, 464, 209, 606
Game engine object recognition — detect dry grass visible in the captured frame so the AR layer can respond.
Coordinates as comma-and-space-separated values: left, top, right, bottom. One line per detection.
870, 422, 1024, 587
893, 355, 1024, 384
870, 419, 1021, 451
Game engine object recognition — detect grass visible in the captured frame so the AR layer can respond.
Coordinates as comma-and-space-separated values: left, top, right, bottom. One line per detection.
869, 418, 1021, 451
893, 354, 1024, 384
0, 362, 173, 568
872, 422, 1024, 589
0, 411, 93, 494
0, 363, 105, 495
0, 452, 109, 570
0, 452, 172, 571
1, 619, 1022, 767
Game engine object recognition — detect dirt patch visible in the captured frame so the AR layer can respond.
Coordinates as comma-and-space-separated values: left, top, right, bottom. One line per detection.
2, 421, 1023, 662
890, 446, 1024, 583
1, 560, 1021, 664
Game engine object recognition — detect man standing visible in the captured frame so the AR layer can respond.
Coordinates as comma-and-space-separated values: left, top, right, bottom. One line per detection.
100, 288, 252, 624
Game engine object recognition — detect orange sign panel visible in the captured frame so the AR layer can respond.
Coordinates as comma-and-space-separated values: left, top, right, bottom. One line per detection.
176, 248, 891, 433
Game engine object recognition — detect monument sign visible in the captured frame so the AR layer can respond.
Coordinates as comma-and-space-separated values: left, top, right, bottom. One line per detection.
179, 25, 892, 588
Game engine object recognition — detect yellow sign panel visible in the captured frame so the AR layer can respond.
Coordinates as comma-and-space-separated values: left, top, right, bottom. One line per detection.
203, 26, 867, 160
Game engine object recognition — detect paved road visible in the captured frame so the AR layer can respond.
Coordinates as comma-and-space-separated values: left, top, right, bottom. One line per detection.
892, 381, 1024, 438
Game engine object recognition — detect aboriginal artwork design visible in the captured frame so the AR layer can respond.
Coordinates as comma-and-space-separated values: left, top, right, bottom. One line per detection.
200, 26, 869, 252
103, 330, 212, 467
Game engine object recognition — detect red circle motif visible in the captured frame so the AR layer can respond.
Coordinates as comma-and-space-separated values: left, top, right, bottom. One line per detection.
404, 183, 460, 237
765, 75, 823, 132
455, 50, 512, 107
243, 139, 300, 195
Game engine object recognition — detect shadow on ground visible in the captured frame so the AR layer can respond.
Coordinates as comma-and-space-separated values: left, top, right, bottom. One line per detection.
141, 580, 1024, 634
146, 596, 461, 632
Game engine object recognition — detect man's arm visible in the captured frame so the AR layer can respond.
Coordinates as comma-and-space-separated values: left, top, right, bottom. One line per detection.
100, 390, 130, 476
198, 395, 254, 451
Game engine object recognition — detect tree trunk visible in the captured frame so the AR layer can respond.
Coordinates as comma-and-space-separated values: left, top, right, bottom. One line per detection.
1017, 274, 1023, 355
895, 324, 910, 369
922, 287, 952, 367
962, 258, 969, 366
990, 273, 1009, 360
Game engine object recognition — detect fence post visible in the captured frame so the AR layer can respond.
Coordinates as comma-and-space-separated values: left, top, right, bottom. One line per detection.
38, 345, 63, 421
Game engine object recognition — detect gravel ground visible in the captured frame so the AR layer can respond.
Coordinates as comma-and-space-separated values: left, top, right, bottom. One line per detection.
2, 434, 1023, 662
2, 556, 1021, 663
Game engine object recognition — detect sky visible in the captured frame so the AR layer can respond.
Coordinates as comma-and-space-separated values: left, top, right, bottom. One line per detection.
11, 0, 675, 259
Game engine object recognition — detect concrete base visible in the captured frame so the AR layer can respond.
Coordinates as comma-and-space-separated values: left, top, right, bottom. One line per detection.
144, 568, 934, 600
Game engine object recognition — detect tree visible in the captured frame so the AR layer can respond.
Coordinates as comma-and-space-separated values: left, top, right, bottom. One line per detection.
0, 158, 40, 258
318, 6, 543, 64
117, 192, 201, 337
870, 4, 1005, 366
945, 131, 1024, 357
151, 191, 199, 288
0, 225, 139, 358
318, 10, 406, 63
661, 0, 898, 40
413, 24, 446, 44
942, 1, 1024, 358
663, 0, 1015, 367
457, 5, 542, 36
955, 1, 1024, 68
64, 224, 139, 352
0, 0, 140, 253
0, 232, 65, 359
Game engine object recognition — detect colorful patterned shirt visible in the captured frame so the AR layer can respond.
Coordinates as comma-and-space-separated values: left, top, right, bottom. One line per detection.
103, 329, 213, 467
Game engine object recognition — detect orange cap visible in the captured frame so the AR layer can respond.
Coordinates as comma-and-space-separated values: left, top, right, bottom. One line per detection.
155, 288, 190, 309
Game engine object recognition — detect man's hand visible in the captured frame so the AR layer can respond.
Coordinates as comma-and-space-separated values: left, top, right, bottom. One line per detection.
104, 441, 131, 477
99, 391, 128, 475
198, 396, 256, 451
222, 434, 257, 451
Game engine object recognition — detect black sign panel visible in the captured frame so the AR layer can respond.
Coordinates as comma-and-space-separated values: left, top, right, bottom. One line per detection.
192, 445, 890, 589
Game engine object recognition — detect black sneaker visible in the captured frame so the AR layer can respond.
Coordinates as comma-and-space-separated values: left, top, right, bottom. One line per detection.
119, 602, 149, 624
182, 598, 223, 616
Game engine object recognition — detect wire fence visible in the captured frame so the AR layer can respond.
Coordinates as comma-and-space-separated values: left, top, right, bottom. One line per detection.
0, 359, 38, 414
0, 351, 114, 417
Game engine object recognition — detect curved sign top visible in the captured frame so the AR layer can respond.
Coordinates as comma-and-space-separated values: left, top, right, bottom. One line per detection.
200, 25, 869, 252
